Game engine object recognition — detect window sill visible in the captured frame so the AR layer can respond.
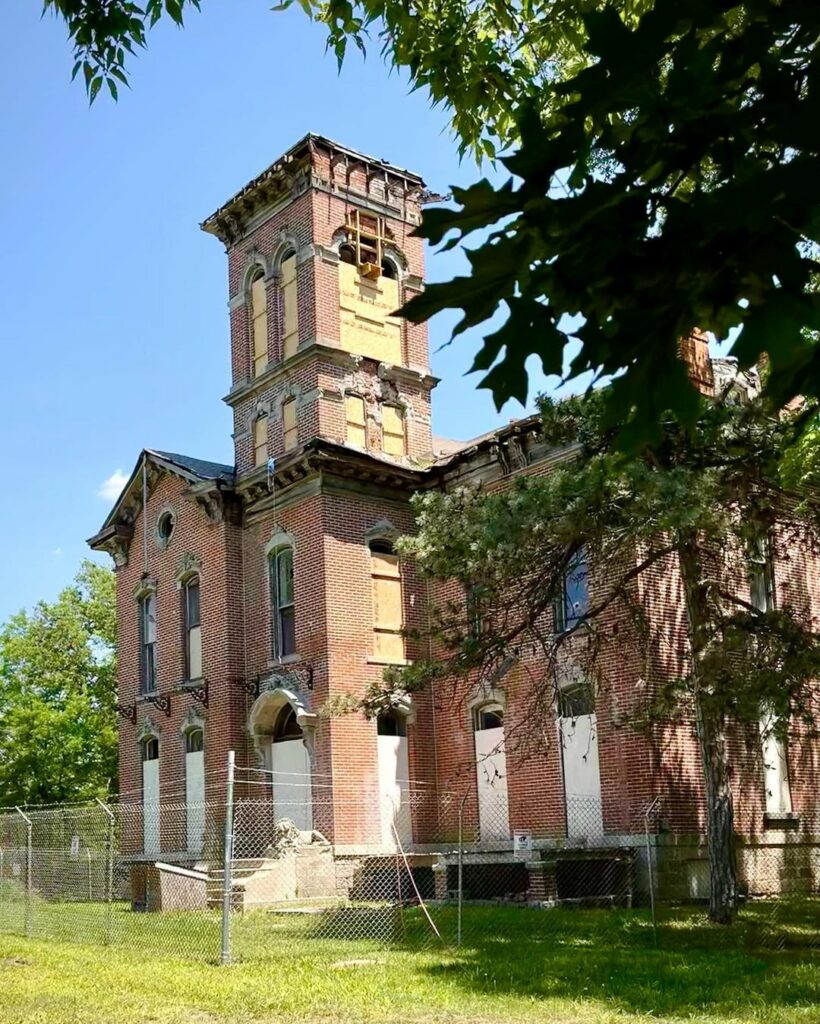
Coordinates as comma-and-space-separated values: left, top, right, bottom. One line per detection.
177, 678, 206, 690
267, 655, 302, 668
136, 691, 158, 702
764, 812, 800, 831
366, 657, 412, 667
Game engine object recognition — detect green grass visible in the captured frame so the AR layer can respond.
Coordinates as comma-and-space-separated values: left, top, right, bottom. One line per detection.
1, 902, 819, 1023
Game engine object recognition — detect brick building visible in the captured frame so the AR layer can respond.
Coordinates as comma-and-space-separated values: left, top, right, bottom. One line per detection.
89, 135, 819, 901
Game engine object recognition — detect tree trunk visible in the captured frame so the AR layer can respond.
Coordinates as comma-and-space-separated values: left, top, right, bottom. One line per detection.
678, 533, 739, 924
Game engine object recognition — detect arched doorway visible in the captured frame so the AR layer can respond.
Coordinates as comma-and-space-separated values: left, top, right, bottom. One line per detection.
473, 702, 510, 842
376, 709, 413, 848
557, 679, 603, 839
249, 689, 314, 833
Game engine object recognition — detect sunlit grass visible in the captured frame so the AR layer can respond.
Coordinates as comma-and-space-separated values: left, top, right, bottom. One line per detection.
0, 901, 818, 1023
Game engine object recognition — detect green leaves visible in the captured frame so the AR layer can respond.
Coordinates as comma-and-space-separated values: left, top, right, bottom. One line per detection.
0, 561, 118, 806
401, 1, 820, 448
44, 0, 201, 102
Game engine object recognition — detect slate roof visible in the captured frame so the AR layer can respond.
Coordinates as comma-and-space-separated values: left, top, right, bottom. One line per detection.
150, 450, 235, 484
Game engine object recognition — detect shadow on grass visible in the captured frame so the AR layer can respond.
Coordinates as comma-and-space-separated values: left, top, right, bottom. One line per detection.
414, 903, 820, 1018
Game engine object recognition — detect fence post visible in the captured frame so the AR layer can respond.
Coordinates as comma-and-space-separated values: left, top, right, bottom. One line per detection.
221, 750, 236, 966
95, 799, 115, 946
644, 796, 661, 945
457, 791, 468, 948
15, 808, 32, 938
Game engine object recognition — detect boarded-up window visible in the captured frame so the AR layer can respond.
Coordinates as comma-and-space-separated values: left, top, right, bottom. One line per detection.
184, 577, 202, 680
254, 416, 268, 467
370, 540, 404, 662
283, 398, 298, 452
251, 272, 268, 377
345, 394, 367, 448
282, 253, 298, 360
382, 405, 405, 457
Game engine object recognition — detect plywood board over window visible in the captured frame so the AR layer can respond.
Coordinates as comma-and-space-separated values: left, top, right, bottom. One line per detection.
338, 262, 402, 364
282, 254, 298, 360
382, 404, 405, 457
254, 416, 268, 467
345, 394, 367, 448
371, 546, 404, 662
283, 398, 298, 452
251, 274, 268, 377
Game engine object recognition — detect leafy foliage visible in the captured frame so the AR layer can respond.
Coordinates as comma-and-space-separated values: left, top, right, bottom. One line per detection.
0, 561, 118, 807
378, 381, 820, 921
43, 0, 200, 101
400, 2, 820, 445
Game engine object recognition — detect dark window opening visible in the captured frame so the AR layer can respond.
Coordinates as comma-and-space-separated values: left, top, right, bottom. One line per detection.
142, 737, 159, 761
559, 682, 595, 718
381, 259, 397, 279
339, 244, 357, 265
273, 705, 303, 742
185, 729, 204, 754
377, 710, 407, 737
157, 511, 175, 545
474, 704, 504, 731
554, 548, 589, 633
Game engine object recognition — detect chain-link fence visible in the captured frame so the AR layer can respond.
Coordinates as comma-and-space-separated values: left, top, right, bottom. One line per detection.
2, 756, 819, 964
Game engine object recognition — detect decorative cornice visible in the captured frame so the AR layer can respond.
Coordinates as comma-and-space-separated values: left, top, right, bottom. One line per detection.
87, 523, 134, 568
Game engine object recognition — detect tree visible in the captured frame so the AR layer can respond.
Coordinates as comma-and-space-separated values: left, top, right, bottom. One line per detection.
45, 1, 820, 446
373, 380, 820, 924
0, 561, 118, 807
43, 0, 201, 101
399, 2, 820, 447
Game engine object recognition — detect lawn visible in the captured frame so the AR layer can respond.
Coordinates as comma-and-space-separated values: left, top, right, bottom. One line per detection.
1, 903, 819, 1024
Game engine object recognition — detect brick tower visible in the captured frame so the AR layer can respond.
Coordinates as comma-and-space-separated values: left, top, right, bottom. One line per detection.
201, 135, 438, 845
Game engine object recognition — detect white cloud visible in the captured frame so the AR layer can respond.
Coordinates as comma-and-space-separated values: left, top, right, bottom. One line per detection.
98, 469, 129, 502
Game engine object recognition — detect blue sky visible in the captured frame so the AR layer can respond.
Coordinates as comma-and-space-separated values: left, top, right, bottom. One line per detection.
0, 0, 555, 623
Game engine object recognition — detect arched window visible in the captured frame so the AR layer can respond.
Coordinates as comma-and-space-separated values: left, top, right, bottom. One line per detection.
339, 243, 357, 265
250, 270, 268, 378
183, 576, 202, 681
185, 727, 204, 754
139, 593, 157, 695
273, 704, 302, 742
282, 397, 298, 452
380, 258, 397, 280
558, 682, 595, 719
142, 736, 159, 761
382, 405, 406, 457
554, 547, 589, 633
269, 547, 296, 659
254, 414, 268, 467
281, 251, 298, 360
345, 393, 367, 448
377, 709, 407, 737
474, 703, 504, 732
370, 539, 404, 662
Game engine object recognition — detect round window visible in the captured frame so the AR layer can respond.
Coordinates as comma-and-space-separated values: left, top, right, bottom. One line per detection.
156, 510, 175, 548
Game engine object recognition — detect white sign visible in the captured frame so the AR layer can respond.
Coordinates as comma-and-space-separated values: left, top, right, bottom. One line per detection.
513, 830, 532, 855
70, 835, 80, 860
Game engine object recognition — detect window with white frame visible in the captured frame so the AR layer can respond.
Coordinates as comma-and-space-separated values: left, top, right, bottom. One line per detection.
139, 592, 158, 694
554, 548, 589, 633
269, 546, 296, 659
183, 576, 202, 681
